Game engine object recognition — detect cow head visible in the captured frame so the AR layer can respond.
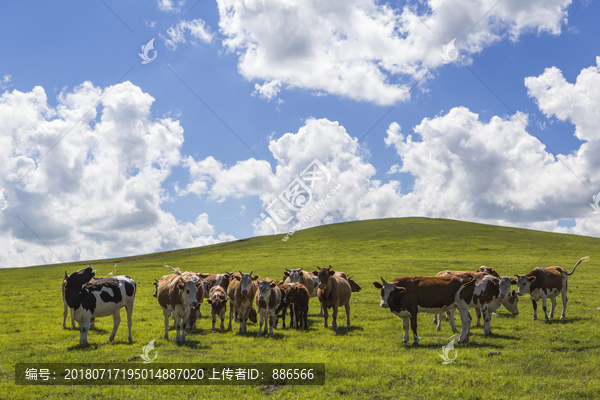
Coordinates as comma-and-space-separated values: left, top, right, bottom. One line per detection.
65, 266, 96, 291
283, 286, 300, 304
498, 277, 514, 299
257, 279, 277, 303
514, 274, 535, 296
347, 275, 362, 292
179, 278, 199, 308
372, 278, 405, 308
312, 266, 335, 290
285, 268, 303, 283
207, 286, 227, 307
235, 271, 259, 295
501, 289, 519, 315
477, 266, 500, 278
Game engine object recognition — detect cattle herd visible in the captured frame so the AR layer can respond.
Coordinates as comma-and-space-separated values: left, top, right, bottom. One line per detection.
61, 257, 589, 346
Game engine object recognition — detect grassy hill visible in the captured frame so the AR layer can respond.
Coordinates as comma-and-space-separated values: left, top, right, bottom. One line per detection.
1, 217, 599, 399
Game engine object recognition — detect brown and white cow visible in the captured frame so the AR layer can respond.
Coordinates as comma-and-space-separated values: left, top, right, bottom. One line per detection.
64, 266, 136, 345
445, 274, 519, 335
207, 285, 228, 332
373, 275, 474, 344
227, 271, 259, 334
181, 271, 208, 331
312, 266, 352, 329
198, 272, 234, 297
283, 268, 315, 296
156, 274, 199, 343
255, 279, 282, 337
515, 257, 588, 321
283, 283, 311, 330
476, 266, 500, 277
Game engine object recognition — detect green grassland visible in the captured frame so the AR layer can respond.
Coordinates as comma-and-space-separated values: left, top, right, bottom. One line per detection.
1, 217, 599, 399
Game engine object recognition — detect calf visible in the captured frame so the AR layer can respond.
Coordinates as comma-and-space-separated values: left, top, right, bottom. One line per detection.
515, 256, 588, 321
255, 279, 282, 337
283, 268, 315, 296
312, 266, 352, 329
373, 275, 474, 344
181, 271, 208, 331
275, 282, 295, 328
227, 271, 259, 334
283, 284, 310, 330
64, 266, 136, 345
207, 285, 228, 332
198, 272, 234, 297
156, 274, 199, 343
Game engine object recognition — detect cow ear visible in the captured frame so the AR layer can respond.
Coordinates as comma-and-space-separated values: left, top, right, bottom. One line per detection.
270, 281, 277, 288
329, 270, 335, 276
64, 271, 68, 279
511, 278, 517, 285
283, 271, 290, 277
511, 290, 516, 296
527, 276, 536, 282
373, 282, 383, 289
395, 286, 406, 294
177, 282, 184, 289
207, 300, 212, 304
312, 271, 319, 276
234, 275, 241, 281
252, 275, 260, 281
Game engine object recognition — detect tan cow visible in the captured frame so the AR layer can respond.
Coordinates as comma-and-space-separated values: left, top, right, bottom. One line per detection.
515, 257, 588, 321
255, 278, 282, 337
207, 285, 228, 332
227, 271, 259, 334
312, 266, 352, 329
156, 274, 200, 343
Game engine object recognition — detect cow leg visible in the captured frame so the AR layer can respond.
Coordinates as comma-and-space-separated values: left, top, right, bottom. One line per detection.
173, 313, 184, 343
435, 314, 442, 331
220, 308, 226, 331
483, 307, 492, 336
475, 307, 482, 327
228, 305, 234, 331
281, 304, 287, 328
62, 300, 68, 328
542, 293, 549, 322
240, 317, 246, 334
162, 308, 170, 339
319, 303, 324, 317
269, 312, 275, 337
345, 303, 351, 327
70, 308, 75, 329
211, 309, 216, 332
560, 290, 568, 319
433, 314, 438, 325
79, 314, 92, 345
410, 313, 419, 345
549, 297, 557, 318
532, 299, 538, 321
90, 318, 95, 330
448, 310, 458, 334
457, 302, 471, 344
331, 304, 339, 330
323, 306, 329, 329
257, 311, 265, 337
108, 310, 121, 342
125, 302, 134, 343
401, 317, 409, 343
291, 304, 297, 329
303, 309, 308, 330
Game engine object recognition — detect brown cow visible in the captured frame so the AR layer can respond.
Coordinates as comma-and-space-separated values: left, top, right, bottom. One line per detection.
198, 272, 234, 297
283, 268, 315, 296
181, 271, 208, 331
515, 257, 588, 321
373, 276, 475, 344
207, 285, 228, 332
255, 279, 282, 337
227, 271, 259, 333
156, 274, 200, 343
275, 282, 295, 328
312, 266, 352, 329
283, 284, 311, 330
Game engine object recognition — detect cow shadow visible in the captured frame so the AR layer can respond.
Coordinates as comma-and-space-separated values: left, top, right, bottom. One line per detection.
545, 316, 590, 325
67, 343, 100, 351
176, 340, 212, 350
333, 326, 363, 336
402, 341, 504, 350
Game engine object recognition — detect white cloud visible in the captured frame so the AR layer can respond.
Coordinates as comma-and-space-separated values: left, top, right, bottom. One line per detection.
217, 0, 571, 105
1, 74, 11, 90
0, 82, 234, 268
158, 0, 184, 13
252, 80, 281, 101
162, 19, 215, 50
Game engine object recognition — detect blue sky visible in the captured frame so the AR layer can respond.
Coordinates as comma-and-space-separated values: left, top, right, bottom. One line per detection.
1, 0, 600, 267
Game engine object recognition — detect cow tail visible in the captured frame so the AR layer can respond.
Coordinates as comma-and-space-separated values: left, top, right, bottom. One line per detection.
567, 256, 589, 276
456, 278, 476, 304
164, 264, 181, 275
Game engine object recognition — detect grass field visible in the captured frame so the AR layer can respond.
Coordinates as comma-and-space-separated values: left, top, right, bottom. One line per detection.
1, 217, 599, 399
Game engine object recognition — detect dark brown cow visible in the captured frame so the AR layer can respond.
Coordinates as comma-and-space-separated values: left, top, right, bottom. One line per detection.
227, 271, 259, 333
275, 282, 294, 328
373, 276, 475, 344
207, 285, 228, 332
255, 279, 282, 337
312, 266, 352, 329
515, 257, 588, 321
283, 284, 310, 330
156, 274, 199, 343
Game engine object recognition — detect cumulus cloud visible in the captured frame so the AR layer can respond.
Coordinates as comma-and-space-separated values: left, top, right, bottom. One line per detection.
0, 74, 11, 90
158, 0, 184, 13
252, 80, 281, 101
0, 82, 234, 268
162, 18, 215, 50
217, 0, 572, 105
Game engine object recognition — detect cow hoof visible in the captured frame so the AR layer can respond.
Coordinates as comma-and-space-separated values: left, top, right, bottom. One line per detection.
560, 316, 565, 320
532, 317, 537, 321
452, 329, 458, 333
412, 342, 419, 346
436, 326, 441, 332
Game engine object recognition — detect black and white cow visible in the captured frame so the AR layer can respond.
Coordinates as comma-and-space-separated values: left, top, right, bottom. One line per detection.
64, 266, 136, 345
